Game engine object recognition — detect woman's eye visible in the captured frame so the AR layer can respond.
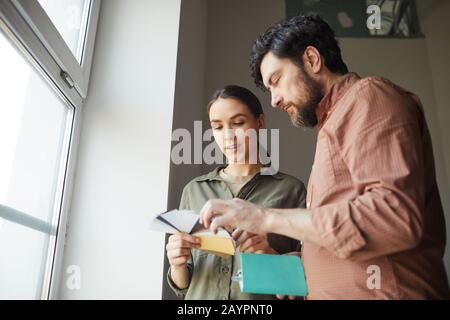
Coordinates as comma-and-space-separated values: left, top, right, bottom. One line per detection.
213, 126, 222, 130
233, 122, 244, 126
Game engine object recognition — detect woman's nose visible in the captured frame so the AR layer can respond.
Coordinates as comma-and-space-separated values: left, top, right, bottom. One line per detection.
223, 128, 236, 141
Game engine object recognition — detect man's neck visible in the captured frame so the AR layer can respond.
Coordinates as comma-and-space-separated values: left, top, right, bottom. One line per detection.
322, 72, 347, 97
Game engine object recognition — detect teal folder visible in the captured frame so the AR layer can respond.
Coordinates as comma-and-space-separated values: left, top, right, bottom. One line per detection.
236, 253, 308, 296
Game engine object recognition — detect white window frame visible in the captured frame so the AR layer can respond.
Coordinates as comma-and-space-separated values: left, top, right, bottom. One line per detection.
0, 0, 101, 299
10, 0, 100, 98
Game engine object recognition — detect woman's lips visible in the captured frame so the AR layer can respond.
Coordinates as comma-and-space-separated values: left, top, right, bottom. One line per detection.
225, 144, 239, 151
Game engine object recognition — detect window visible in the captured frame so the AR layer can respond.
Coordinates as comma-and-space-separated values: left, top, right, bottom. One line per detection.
37, 0, 91, 62
365, 0, 421, 37
0, 0, 100, 299
0, 31, 73, 299
285, 0, 421, 38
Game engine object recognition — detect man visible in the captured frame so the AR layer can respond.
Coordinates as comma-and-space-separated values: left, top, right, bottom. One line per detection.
199, 14, 450, 299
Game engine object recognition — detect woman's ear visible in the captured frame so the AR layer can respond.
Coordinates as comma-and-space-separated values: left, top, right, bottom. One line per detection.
257, 114, 265, 129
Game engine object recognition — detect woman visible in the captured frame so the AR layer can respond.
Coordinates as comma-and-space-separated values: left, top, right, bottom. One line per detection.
166, 85, 306, 300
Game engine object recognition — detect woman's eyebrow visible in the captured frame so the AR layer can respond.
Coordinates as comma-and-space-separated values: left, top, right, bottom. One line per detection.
229, 113, 247, 120
210, 113, 247, 123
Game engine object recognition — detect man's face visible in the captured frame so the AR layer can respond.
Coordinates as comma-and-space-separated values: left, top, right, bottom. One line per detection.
260, 51, 323, 127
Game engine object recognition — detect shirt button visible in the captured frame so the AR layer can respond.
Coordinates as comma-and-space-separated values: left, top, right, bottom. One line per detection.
221, 266, 230, 273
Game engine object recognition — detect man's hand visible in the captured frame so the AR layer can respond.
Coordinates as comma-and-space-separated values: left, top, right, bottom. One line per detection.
232, 229, 277, 254
199, 198, 270, 235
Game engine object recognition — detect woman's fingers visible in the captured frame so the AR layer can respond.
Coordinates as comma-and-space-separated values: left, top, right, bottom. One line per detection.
234, 230, 258, 247
166, 239, 200, 251
276, 294, 300, 300
169, 255, 191, 267
167, 246, 192, 268
284, 251, 302, 258
239, 235, 264, 252
166, 232, 200, 267
169, 232, 201, 245
233, 229, 252, 246
167, 233, 200, 250
231, 228, 244, 241
167, 248, 191, 259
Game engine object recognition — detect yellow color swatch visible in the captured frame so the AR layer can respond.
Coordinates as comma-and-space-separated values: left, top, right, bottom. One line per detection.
193, 229, 235, 257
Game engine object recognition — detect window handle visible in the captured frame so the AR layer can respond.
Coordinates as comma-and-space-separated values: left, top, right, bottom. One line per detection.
60, 70, 74, 89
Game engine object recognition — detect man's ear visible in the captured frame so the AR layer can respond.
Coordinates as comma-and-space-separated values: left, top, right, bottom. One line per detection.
302, 46, 322, 74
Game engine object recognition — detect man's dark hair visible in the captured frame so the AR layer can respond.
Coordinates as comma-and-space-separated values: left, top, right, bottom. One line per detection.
207, 85, 263, 118
250, 13, 348, 89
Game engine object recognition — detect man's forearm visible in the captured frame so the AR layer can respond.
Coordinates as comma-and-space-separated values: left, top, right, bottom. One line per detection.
264, 208, 323, 247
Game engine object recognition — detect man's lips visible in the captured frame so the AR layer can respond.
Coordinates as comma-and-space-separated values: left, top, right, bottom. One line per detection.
282, 105, 293, 113
282, 104, 291, 112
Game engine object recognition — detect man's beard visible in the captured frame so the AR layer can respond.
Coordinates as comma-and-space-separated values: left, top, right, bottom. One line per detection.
290, 69, 323, 128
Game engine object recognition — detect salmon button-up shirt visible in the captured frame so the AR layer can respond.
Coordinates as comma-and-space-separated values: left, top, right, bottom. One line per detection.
304, 72, 450, 299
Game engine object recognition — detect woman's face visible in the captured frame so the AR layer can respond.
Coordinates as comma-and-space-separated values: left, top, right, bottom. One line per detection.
209, 97, 264, 164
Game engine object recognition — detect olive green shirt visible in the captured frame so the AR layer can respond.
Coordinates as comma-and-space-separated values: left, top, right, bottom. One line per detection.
167, 166, 306, 300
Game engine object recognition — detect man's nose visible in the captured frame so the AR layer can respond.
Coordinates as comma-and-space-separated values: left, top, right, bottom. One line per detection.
271, 93, 282, 108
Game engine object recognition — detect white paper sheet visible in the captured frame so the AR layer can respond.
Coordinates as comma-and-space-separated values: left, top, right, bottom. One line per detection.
149, 209, 199, 234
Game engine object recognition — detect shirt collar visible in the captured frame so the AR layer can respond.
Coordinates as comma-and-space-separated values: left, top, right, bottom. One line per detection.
315, 72, 360, 129
194, 165, 283, 182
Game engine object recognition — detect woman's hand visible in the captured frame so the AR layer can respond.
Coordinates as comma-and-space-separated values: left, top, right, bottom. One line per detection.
166, 232, 201, 290
166, 232, 200, 268
232, 229, 277, 254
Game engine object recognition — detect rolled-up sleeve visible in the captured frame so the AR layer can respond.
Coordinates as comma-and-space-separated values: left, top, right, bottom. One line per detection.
166, 186, 195, 297
311, 80, 425, 261
166, 264, 193, 298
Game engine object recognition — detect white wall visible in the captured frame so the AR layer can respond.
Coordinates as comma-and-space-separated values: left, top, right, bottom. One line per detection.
59, 0, 181, 299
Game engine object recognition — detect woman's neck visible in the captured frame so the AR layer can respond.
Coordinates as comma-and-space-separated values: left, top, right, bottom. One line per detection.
224, 163, 262, 177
